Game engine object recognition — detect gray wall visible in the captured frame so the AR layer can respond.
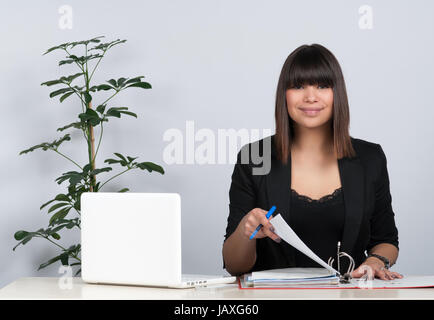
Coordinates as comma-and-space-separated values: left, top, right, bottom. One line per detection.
1, 0, 433, 288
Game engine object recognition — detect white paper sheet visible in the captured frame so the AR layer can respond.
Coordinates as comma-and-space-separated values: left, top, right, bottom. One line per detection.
249, 267, 335, 280
269, 214, 339, 275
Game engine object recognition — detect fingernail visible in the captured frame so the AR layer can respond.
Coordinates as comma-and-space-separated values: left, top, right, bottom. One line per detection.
274, 237, 281, 243
269, 226, 275, 232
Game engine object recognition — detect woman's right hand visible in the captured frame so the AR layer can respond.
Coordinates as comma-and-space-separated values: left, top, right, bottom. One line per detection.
238, 208, 281, 242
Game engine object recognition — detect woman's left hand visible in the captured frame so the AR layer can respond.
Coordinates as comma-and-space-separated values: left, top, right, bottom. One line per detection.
351, 257, 404, 280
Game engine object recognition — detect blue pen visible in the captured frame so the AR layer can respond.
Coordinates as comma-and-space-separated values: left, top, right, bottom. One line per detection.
249, 206, 277, 240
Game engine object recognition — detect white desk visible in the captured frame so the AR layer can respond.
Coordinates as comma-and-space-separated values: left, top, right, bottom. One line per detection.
1, 277, 434, 300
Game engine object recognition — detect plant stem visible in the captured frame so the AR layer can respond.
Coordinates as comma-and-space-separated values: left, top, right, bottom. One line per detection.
83, 44, 96, 192
53, 149, 82, 170
87, 103, 96, 192
63, 48, 85, 73
94, 119, 104, 161
43, 236, 67, 251
101, 89, 120, 106
43, 236, 81, 262
89, 48, 107, 82
64, 82, 86, 108
99, 167, 131, 190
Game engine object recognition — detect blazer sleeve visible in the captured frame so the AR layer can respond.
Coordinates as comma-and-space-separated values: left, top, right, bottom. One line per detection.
367, 144, 399, 252
224, 148, 257, 243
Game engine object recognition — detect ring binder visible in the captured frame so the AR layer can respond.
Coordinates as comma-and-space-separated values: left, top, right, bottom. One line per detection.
327, 241, 355, 283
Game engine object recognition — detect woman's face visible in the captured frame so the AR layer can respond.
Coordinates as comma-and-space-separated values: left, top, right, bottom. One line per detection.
286, 84, 334, 129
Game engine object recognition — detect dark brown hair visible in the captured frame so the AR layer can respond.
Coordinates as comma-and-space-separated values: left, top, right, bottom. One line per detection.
274, 43, 356, 164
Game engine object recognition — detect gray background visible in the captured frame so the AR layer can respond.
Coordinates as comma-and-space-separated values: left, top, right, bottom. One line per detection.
1, 0, 433, 288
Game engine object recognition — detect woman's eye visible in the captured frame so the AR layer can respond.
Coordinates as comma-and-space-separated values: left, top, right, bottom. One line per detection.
291, 84, 329, 90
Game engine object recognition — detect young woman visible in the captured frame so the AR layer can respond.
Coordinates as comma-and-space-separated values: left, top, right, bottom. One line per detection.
222, 44, 403, 281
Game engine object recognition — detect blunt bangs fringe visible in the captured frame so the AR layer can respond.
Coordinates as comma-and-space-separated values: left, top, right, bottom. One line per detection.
286, 47, 336, 90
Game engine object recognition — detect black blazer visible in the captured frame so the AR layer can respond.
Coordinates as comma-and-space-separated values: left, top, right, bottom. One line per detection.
223, 134, 399, 272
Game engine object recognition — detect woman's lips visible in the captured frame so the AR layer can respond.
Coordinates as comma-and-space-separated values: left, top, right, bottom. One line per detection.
299, 108, 324, 116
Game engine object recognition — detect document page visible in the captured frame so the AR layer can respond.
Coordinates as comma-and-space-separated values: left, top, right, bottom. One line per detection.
269, 214, 339, 275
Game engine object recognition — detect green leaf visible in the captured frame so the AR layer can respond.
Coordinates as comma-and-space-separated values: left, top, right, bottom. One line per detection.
38, 254, 62, 270
59, 53, 103, 66
59, 91, 74, 103
126, 82, 152, 89
55, 171, 84, 186
105, 108, 120, 118
69, 219, 81, 229
82, 163, 92, 173
49, 87, 73, 98
66, 244, 81, 256
79, 108, 101, 126
43, 42, 69, 55
83, 92, 92, 104
21, 235, 35, 246
105, 107, 130, 119
117, 77, 127, 87
107, 79, 117, 87
14, 230, 29, 241
49, 207, 71, 225
68, 36, 105, 49
42, 73, 84, 87
47, 202, 70, 213
43, 37, 105, 56
50, 224, 67, 233
57, 122, 83, 132
119, 110, 137, 118
40, 199, 56, 210
19, 134, 71, 155
118, 188, 129, 193
104, 158, 122, 165
88, 39, 126, 52
124, 76, 144, 86
51, 233, 61, 240
13, 231, 42, 251
114, 153, 127, 163
58, 58, 77, 66
89, 167, 113, 176
55, 194, 70, 202
60, 253, 69, 266
94, 182, 101, 192
96, 104, 106, 114
60, 72, 84, 84
96, 84, 113, 91
41, 79, 63, 86
73, 198, 81, 211
51, 218, 80, 230
136, 162, 165, 174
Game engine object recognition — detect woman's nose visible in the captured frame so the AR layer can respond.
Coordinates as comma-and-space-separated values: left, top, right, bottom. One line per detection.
303, 86, 318, 102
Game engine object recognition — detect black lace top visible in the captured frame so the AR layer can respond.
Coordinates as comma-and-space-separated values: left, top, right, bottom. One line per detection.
289, 187, 345, 268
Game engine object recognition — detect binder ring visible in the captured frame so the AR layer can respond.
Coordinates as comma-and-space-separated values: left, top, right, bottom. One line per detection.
328, 241, 355, 283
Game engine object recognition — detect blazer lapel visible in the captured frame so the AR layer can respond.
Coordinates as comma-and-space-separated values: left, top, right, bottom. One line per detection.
265, 153, 292, 223
338, 156, 365, 256
265, 139, 365, 257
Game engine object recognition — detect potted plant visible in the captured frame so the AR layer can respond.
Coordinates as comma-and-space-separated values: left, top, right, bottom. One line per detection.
13, 36, 164, 276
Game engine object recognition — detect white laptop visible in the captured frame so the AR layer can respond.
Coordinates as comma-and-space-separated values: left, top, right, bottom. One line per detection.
81, 192, 236, 288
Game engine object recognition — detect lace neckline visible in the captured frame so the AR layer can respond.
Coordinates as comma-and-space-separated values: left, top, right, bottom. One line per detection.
291, 187, 343, 204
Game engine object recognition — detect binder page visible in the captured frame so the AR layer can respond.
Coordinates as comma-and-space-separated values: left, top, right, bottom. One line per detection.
270, 214, 339, 275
